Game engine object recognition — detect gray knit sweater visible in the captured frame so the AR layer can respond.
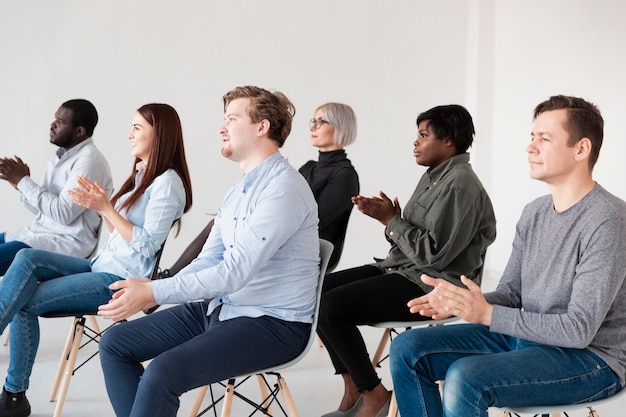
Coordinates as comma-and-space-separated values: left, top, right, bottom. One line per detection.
486, 184, 626, 386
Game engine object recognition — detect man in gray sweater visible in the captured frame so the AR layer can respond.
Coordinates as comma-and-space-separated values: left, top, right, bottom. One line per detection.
389, 95, 626, 417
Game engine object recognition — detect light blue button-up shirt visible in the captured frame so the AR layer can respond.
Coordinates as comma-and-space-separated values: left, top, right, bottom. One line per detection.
91, 167, 186, 279
5, 138, 113, 258
153, 152, 320, 323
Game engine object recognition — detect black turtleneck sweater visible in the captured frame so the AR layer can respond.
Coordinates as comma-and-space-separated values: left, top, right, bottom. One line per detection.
299, 149, 359, 271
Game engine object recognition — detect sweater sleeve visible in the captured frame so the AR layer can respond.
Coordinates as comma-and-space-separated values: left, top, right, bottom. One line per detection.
489, 204, 626, 348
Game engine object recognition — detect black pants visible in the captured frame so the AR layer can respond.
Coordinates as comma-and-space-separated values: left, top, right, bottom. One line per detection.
317, 265, 427, 391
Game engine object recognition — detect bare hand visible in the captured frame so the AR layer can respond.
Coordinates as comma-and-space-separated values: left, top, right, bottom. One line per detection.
0, 156, 30, 188
413, 274, 493, 325
406, 293, 448, 319
97, 277, 156, 322
351, 191, 401, 226
68, 176, 111, 212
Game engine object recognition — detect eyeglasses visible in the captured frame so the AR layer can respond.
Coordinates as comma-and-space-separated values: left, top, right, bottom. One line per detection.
309, 118, 330, 130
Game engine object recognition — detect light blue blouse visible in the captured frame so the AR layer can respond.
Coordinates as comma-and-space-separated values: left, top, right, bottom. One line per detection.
91, 166, 186, 279
152, 152, 320, 323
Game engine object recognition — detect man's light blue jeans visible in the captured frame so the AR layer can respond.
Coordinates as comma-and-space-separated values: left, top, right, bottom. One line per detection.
0, 248, 119, 392
390, 323, 621, 417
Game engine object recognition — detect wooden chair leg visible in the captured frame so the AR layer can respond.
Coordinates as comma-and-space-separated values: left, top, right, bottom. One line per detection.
88, 315, 102, 336
51, 317, 85, 417
371, 328, 392, 367
220, 379, 235, 417
256, 375, 273, 416
49, 318, 81, 402
188, 385, 209, 417
276, 375, 299, 417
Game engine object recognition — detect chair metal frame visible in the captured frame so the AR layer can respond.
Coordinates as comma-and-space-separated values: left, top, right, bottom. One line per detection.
42, 240, 166, 417
188, 239, 334, 417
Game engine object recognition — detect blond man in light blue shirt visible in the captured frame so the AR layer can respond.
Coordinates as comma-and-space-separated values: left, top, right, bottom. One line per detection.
97, 86, 320, 417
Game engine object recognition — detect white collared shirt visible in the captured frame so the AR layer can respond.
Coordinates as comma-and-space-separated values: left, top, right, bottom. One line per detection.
5, 138, 113, 258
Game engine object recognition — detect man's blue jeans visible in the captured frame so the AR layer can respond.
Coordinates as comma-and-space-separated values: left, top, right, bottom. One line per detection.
99, 302, 311, 417
390, 323, 621, 417
0, 248, 119, 392
0, 232, 31, 276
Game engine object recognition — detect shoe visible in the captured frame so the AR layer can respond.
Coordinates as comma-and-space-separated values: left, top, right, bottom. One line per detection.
321, 395, 363, 417
0, 387, 30, 417
373, 392, 391, 417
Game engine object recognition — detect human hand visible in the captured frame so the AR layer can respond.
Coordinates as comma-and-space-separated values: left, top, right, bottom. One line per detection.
0, 156, 30, 188
406, 293, 449, 319
419, 274, 493, 325
407, 274, 453, 319
98, 277, 156, 322
351, 191, 401, 226
68, 176, 111, 212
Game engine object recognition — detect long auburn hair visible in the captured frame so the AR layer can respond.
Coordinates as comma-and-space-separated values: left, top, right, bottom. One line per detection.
110, 103, 193, 233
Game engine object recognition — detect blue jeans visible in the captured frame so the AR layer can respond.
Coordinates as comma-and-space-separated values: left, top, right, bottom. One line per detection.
0, 248, 120, 392
389, 323, 621, 417
0, 232, 31, 276
99, 302, 311, 417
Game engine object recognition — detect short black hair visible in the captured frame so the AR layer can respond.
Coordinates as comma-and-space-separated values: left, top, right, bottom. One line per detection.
61, 99, 99, 137
416, 104, 475, 153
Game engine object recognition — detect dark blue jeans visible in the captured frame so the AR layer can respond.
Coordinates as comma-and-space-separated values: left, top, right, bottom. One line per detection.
390, 323, 621, 417
0, 233, 31, 276
99, 301, 311, 417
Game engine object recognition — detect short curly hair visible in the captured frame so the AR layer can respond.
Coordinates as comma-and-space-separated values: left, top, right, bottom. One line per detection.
223, 86, 296, 147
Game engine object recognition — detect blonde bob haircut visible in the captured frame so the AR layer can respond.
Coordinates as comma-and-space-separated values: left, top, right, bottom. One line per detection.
316, 102, 357, 147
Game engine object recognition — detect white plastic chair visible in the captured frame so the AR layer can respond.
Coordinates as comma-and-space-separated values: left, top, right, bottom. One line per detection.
188, 239, 334, 417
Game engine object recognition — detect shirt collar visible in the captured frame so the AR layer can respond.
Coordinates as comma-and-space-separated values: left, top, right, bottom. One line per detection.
427, 153, 470, 183
242, 151, 283, 188
136, 160, 147, 173
56, 137, 93, 160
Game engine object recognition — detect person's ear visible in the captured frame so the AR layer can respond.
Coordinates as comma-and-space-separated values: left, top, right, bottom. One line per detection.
74, 125, 86, 139
574, 137, 592, 162
257, 119, 270, 136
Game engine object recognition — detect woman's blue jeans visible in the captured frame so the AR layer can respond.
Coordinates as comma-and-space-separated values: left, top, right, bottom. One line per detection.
389, 323, 621, 417
99, 302, 311, 417
0, 232, 31, 276
0, 248, 119, 392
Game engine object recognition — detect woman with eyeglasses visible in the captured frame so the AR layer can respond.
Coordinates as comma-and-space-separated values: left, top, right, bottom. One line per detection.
299, 102, 359, 272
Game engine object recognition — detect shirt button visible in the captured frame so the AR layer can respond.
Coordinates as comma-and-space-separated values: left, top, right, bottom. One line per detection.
389, 231, 394, 236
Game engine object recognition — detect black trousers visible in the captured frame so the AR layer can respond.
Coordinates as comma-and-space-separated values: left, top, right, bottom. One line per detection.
317, 265, 428, 391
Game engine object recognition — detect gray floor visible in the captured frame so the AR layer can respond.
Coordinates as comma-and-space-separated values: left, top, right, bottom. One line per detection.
1, 273, 625, 416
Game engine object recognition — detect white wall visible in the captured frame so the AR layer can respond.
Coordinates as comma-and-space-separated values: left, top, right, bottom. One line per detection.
1, 0, 625, 281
